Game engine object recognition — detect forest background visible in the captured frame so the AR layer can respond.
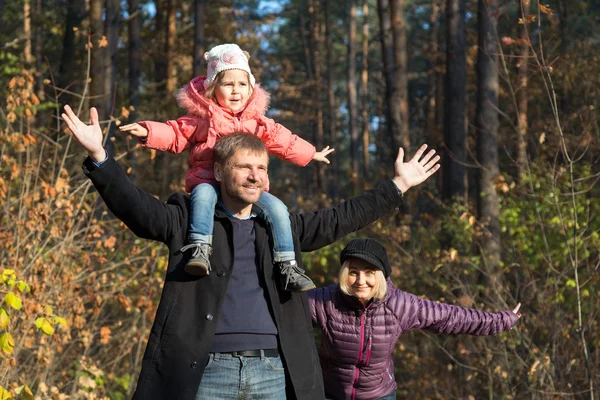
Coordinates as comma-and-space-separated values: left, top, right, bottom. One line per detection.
0, 0, 599, 398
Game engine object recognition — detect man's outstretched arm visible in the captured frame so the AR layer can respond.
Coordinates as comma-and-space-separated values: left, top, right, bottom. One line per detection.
63, 106, 185, 243
290, 144, 440, 252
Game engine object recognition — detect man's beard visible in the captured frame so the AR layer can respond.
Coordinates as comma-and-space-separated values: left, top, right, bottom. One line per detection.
223, 181, 264, 206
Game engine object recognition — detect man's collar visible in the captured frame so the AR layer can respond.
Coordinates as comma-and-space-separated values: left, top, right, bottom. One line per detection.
216, 200, 258, 220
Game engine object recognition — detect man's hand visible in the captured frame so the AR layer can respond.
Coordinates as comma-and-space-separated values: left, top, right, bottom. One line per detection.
61, 105, 106, 162
392, 144, 440, 193
119, 122, 149, 139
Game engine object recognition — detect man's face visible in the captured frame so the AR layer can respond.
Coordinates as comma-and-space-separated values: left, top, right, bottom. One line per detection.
215, 149, 269, 207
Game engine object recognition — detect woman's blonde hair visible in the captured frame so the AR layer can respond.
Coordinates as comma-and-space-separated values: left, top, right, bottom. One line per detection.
338, 260, 387, 300
204, 70, 254, 102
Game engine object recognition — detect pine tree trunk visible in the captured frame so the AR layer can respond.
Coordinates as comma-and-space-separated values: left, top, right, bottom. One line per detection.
425, 0, 440, 142
516, 0, 530, 181
308, 0, 325, 193
193, 0, 206, 78
389, 0, 409, 151
103, 0, 120, 152
89, 0, 105, 115
476, 0, 501, 293
442, 0, 467, 200
24, 0, 32, 68
325, 0, 337, 198
361, 0, 370, 180
165, 0, 177, 93
154, 0, 166, 94
127, 0, 141, 178
34, 0, 44, 100
58, 0, 83, 95
348, 0, 359, 192
0, 0, 4, 23
377, 0, 401, 160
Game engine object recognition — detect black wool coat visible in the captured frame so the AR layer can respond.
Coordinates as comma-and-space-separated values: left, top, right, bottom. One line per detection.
83, 156, 404, 400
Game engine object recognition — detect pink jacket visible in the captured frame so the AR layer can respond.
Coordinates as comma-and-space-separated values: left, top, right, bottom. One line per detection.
139, 76, 316, 192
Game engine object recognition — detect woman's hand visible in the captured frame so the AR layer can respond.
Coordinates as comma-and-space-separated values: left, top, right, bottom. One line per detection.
312, 146, 335, 164
119, 122, 149, 139
512, 303, 522, 318
61, 105, 105, 162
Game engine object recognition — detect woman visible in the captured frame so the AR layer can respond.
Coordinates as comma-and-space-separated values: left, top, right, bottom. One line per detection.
308, 238, 521, 400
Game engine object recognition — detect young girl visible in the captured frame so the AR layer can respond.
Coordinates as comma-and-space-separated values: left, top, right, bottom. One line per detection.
119, 43, 333, 292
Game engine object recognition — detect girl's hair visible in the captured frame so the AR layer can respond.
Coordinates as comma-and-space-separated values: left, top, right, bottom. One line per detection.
204, 70, 254, 102
338, 260, 387, 300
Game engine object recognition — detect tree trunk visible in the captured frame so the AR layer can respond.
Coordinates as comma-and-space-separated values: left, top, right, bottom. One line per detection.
442, 0, 467, 200
103, 0, 120, 152
154, 0, 166, 94
377, 0, 401, 160
389, 0, 409, 151
516, 0, 530, 181
193, 0, 206, 78
348, 0, 359, 192
325, 0, 337, 198
165, 0, 177, 93
127, 0, 141, 178
89, 0, 105, 115
361, 0, 370, 180
0, 0, 4, 24
58, 0, 84, 95
476, 0, 501, 293
308, 0, 325, 193
425, 0, 440, 142
34, 0, 44, 100
24, 0, 32, 68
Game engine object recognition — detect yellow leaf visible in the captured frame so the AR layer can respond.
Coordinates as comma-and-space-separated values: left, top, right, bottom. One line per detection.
4, 293, 22, 310
41, 319, 54, 335
0, 309, 8, 329
449, 248, 458, 262
0, 385, 12, 400
0, 332, 15, 354
468, 216, 476, 226
14, 385, 33, 400
44, 305, 53, 315
53, 316, 67, 327
1, 269, 15, 276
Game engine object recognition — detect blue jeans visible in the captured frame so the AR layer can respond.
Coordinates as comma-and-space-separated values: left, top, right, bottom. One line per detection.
195, 352, 286, 399
189, 183, 295, 262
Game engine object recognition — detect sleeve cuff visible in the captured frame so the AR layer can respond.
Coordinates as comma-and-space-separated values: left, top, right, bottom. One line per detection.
92, 150, 109, 167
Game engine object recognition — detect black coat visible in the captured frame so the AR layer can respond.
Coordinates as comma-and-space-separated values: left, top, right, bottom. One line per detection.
83, 156, 404, 400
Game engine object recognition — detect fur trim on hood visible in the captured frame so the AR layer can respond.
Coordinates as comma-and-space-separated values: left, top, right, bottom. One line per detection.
175, 75, 270, 119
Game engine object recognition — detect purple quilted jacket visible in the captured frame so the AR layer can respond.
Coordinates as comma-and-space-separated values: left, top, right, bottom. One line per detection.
308, 280, 519, 400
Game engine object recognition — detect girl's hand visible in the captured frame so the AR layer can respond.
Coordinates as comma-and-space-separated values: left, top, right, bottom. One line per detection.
512, 303, 522, 318
312, 146, 335, 164
119, 122, 148, 138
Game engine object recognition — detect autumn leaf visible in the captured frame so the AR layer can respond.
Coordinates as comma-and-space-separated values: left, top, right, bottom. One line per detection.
518, 15, 536, 24
539, 4, 552, 14
0, 385, 11, 400
14, 385, 33, 400
0, 308, 9, 329
100, 326, 112, 344
120, 106, 130, 119
104, 236, 117, 250
0, 332, 15, 354
35, 317, 55, 335
98, 35, 108, 48
4, 293, 22, 310
449, 248, 458, 262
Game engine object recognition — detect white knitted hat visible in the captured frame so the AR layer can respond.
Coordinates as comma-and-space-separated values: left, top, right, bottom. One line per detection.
203, 44, 256, 89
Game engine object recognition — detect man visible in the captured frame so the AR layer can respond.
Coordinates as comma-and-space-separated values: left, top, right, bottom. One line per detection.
62, 105, 440, 399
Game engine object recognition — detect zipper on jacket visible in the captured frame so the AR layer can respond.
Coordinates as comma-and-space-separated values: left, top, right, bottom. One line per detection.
385, 367, 393, 380
352, 311, 366, 400
364, 328, 373, 367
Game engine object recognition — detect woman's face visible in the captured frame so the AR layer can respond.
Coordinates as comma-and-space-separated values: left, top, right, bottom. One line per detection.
346, 258, 378, 304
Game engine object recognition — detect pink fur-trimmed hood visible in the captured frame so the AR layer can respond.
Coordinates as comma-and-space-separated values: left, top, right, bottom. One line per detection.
175, 75, 271, 120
